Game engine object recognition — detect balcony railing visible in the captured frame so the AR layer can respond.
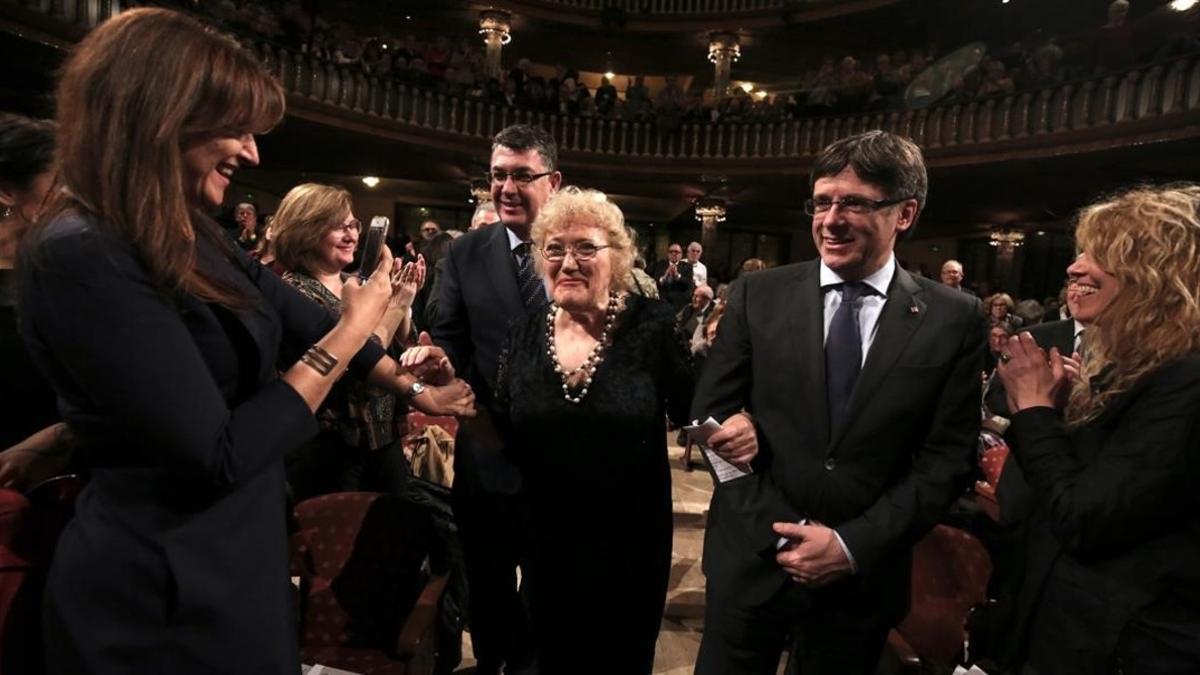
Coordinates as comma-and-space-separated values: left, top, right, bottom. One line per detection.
7, 0, 1200, 166
252, 36, 1200, 162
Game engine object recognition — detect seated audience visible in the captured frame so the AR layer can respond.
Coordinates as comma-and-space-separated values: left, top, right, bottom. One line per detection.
0, 112, 70, 488
493, 186, 694, 674
995, 183, 1200, 673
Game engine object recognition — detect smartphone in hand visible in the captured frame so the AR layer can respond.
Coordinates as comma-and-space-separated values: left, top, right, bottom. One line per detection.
357, 216, 390, 281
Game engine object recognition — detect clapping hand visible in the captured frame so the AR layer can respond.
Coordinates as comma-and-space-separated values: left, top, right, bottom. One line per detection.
410, 379, 476, 418
389, 255, 426, 309
995, 331, 1071, 412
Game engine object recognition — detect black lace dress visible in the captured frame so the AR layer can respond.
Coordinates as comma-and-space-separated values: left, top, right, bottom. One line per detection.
495, 293, 693, 674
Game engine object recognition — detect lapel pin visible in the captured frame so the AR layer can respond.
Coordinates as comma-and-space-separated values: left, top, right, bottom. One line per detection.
909, 304, 920, 314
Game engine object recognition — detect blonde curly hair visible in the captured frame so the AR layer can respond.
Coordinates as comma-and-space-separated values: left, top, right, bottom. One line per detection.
530, 185, 634, 291
1066, 183, 1200, 427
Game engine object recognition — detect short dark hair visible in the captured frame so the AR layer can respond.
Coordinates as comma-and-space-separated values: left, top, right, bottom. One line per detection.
810, 130, 928, 227
0, 113, 55, 189
492, 124, 558, 172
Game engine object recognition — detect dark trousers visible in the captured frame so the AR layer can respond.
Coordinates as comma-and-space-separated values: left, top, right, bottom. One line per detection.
697, 580, 890, 675
453, 486, 535, 674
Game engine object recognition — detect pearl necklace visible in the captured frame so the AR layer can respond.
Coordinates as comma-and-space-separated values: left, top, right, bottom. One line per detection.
546, 291, 621, 404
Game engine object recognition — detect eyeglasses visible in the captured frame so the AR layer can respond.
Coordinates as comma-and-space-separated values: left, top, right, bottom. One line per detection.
333, 218, 362, 234
804, 195, 913, 216
541, 241, 611, 262
488, 169, 553, 186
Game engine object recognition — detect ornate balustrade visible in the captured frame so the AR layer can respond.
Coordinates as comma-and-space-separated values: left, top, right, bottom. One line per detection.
6, 0, 1200, 172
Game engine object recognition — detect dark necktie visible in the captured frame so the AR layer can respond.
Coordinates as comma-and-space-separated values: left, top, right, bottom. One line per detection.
826, 281, 868, 430
514, 243, 546, 309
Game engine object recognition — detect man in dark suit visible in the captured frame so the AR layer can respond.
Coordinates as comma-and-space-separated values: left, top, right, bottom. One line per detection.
429, 124, 560, 674
693, 130, 985, 673
676, 284, 714, 338
648, 242, 694, 310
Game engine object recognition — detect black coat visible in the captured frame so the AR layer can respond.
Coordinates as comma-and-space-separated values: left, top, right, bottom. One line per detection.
429, 222, 533, 495
19, 213, 385, 674
647, 258, 694, 311
692, 260, 984, 624
1003, 355, 1200, 672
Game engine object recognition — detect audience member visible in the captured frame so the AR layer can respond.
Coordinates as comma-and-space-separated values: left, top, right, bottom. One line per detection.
429, 124, 562, 674
1013, 297, 1045, 327
470, 200, 498, 230
494, 186, 693, 673
692, 130, 983, 673
649, 242, 695, 311
271, 183, 426, 498
17, 10, 472, 673
686, 240, 708, 287
628, 251, 660, 299
939, 259, 975, 294
739, 257, 766, 276
0, 112, 70, 488
677, 284, 715, 348
420, 218, 442, 241
233, 200, 261, 251
995, 183, 1200, 673
986, 292, 1024, 328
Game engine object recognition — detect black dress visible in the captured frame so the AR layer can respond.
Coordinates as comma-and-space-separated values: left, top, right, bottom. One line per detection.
0, 268, 59, 449
494, 294, 693, 674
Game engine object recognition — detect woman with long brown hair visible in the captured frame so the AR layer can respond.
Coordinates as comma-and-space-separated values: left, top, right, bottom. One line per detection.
996, 184, 1200, 673
18, 8, 473, 673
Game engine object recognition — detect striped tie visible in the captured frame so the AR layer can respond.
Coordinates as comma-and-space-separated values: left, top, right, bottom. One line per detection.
514, 243, 547, 309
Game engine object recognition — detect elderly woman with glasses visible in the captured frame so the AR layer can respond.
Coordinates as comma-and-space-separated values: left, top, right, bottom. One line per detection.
492, 186, 695, 673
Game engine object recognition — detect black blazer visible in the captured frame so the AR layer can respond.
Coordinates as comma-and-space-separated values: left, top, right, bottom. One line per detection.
647, 259, 694, 310
19, 213, 385, 673
429, 222, 531, 495
692, 260, 984, 623
1003, 355, 1200, 671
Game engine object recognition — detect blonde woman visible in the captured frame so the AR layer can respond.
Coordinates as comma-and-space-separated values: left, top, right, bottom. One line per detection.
272, 182, 425, 496
996, 184, 1200, 673
493, 186, 694, 673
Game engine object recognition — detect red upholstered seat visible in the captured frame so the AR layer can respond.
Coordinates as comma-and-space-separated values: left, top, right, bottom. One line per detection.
405, 412, 458, 440
292, 492, 447, 675
888, 525, 993, 670
978, 431, 1010, 488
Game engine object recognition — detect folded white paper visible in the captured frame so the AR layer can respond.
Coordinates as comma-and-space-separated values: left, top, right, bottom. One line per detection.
685, 416, 753, 483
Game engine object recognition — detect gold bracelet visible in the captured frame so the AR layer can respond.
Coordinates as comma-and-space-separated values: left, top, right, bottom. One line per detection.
300, 344, 338, 376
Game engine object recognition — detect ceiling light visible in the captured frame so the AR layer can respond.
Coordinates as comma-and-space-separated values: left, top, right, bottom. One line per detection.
361, 176, 380, 188
1170, 0, 1197, 10
740, 82, 754, 93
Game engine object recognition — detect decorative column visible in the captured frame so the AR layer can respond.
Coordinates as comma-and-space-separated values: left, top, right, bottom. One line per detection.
694, 197, 727, 251
479, 9, 512, 80
708, 32, 741, 99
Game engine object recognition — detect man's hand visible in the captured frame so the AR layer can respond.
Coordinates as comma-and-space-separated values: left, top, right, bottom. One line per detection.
398, 331, 455, 385
772, 522, 852, 587
410, 378, 477, 418
706, 412, 758, 466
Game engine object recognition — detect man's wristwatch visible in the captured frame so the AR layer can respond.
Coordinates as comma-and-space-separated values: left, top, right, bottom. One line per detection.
407, 380, 427, 398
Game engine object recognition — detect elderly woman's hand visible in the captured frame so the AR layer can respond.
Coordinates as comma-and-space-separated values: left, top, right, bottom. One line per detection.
996, 331, 1069, 413
398, 331, 455, 385
410, 378, 477, 418
341, 246, 395, 339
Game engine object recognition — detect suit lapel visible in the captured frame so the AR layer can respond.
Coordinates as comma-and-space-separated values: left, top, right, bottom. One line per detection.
829, 267, 926, 448
482, 223, 523, 315
787, 262, 830, 447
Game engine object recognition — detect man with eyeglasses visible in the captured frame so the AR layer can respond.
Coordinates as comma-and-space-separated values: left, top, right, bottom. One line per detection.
940, 259, 977, 296
649, 242, 695, 311
429, 124, 560, 675
692, 130, 984, 674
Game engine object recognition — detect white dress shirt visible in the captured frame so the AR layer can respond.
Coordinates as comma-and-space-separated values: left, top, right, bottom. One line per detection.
691, 260, 708, 287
